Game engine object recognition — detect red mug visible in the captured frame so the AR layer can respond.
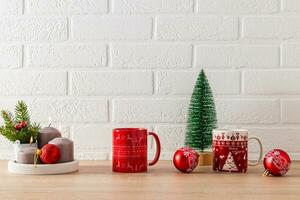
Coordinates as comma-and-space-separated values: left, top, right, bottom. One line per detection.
112, 128, 161, 173
212, 129, 263, 173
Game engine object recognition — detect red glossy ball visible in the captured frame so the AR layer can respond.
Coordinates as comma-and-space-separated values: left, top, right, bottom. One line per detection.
263, 149, 291, 176
39, 144, 61, 164
173, 147, 199, 173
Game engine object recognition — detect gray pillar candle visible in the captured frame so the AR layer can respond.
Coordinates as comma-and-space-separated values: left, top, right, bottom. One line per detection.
49, 137, 74, 163
17, 147, 37, 164
38, 127, 61, 148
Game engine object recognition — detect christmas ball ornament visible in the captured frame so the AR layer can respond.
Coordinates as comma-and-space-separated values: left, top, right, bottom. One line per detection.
263, 149, 291, 177
37, 144, 61, 164
173, 147, 199, 173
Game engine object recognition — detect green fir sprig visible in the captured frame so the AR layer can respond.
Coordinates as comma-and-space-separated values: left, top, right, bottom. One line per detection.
0, 101, 40, 143
15, 101, 30, 124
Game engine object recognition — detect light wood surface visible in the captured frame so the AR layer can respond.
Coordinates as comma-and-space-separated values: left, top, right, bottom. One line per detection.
0, 160, 299, 200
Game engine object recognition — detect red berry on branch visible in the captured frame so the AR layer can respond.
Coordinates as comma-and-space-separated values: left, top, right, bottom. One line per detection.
20, 121, 27, 128
15, 124, 22, 131
14, 121, 28, 131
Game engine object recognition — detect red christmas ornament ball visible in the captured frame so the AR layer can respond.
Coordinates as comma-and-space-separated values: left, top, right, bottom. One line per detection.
263, 149, 291, 176
173, 147, 199, 173
39, 144, 61, 164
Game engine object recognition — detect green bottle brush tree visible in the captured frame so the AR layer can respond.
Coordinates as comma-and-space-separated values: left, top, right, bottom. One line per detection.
185, 69, 217, 165
0, 101, 40, 144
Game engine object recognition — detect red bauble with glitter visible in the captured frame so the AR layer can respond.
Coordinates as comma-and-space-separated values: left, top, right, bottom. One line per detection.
263, 149, 291, 176
173, 147, 199, 173
39, 144, 61, 164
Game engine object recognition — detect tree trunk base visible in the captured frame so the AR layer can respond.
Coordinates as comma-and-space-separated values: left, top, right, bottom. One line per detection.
198, 152, 212, 166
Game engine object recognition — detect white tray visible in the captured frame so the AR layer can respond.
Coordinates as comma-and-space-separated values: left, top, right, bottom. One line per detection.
8, 160, 79, 175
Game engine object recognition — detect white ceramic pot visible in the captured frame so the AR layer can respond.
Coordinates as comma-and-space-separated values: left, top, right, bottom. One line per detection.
12, 140, 37, 161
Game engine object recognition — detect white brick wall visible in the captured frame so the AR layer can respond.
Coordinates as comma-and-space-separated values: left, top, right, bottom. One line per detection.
243, 70, 300, 94
282, 0, 300, 12
0, 45, 22, 68
281, 43, 300, 67
195, 45, 279, 68
112, 0, 194, 13
0, 0, 299, 160
156, 16, 238, 40
0, 17, 67, 41
27, 44, 107, 68
112, 99, 188, 123
27, 0, 108, 14
197, 0, 279, 14
243, 17, 300, 39
0, 71, 67, 95
216, 99, 280, 124
72, 16, 152, 40
112, 44, 192, 68
0, 0, 22, 15
71, 71, 153, 95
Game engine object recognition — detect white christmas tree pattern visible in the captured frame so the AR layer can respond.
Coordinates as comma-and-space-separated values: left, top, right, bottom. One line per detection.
222, 152, 238, 171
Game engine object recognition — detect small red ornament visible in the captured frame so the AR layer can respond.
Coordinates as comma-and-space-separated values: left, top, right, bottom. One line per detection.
263, 149, 291, 176
38, 144, 61, 164
173, 147, 199, 173
15, 121, 27, 131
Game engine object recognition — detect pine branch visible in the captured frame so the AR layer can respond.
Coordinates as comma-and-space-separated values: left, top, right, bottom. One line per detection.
15, 100, 30, 124
0, 125, 20, 142
0, 101, 40, 143
29, 122, 40, 141
1, 110, 14, 128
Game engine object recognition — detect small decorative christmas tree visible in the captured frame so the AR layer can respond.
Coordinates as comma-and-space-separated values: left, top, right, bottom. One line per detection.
185, 69, 217, 152
0, 101, 40, 143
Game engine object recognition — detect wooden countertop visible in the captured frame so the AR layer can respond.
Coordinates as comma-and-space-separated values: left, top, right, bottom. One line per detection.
0, 160, 299, 200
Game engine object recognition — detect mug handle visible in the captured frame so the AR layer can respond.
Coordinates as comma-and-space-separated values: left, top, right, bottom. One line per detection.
248, 136, 263, 166
148, 132, 161, 166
